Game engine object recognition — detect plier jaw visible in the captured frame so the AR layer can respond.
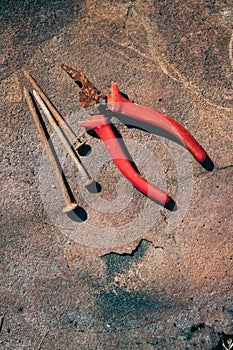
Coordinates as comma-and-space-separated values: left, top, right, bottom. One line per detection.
61, 64, 106, 107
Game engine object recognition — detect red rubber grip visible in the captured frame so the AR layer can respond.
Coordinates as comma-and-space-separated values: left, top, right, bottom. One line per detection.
107, 82, 207, 163
79, 115, 171, 205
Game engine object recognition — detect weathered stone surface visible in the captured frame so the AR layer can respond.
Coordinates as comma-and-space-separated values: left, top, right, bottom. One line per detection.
1, 0, 232, 348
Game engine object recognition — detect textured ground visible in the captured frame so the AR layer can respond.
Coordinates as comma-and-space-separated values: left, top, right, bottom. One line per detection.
1, 0, 233, 349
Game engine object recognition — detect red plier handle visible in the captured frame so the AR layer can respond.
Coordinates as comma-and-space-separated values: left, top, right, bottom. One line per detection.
79, 115, 175, 209
78, 82, 213, 209
107, 82, 207, 163
61, 64, 213, 208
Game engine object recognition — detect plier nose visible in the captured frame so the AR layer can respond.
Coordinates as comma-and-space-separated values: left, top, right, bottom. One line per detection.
61, 64, 213, 209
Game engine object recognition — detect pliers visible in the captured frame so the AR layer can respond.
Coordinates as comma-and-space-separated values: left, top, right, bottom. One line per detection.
61, 64, 213, 210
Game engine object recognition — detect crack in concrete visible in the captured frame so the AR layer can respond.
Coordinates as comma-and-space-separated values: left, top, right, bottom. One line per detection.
101, 238, 164, 257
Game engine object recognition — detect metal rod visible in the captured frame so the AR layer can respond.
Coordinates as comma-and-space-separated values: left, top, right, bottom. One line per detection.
32, 89, 95, 187
23, 69, 82, 146
23, 87, 78, 213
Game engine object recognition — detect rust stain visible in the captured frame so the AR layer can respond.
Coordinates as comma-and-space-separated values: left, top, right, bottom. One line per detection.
61, 63, 105, 107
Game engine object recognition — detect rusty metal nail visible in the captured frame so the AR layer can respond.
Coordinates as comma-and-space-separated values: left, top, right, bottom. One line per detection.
32, 89, 95, 188
23, 69, 83, 147
23, 87, 78, 213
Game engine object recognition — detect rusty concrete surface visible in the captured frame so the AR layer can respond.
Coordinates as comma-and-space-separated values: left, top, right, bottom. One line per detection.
1, 0, 233, 349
